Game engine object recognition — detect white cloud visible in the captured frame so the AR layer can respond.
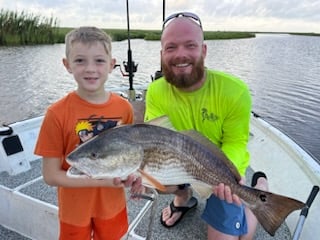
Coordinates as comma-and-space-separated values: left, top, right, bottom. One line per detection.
0, 0, 319, 33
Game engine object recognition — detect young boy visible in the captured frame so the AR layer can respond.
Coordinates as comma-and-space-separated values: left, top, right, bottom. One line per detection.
34, 27, 143, 240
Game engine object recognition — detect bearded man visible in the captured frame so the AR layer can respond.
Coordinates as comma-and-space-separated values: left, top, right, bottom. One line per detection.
144, 12, 268, 240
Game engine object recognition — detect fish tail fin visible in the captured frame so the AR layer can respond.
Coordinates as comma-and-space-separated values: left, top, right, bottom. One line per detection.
138, 169, 167, 192
249, 188, 305, 236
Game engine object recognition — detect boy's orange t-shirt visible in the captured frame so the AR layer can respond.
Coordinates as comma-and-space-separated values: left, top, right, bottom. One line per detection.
34, 91, 133, 226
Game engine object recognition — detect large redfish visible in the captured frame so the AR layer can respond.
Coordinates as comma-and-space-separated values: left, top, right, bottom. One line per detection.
66, 121, 305, 236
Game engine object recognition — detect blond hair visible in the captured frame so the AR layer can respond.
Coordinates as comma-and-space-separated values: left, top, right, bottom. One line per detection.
65, 26, 112, 58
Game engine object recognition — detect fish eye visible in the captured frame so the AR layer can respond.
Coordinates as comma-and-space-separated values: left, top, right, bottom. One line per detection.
90, 152, 97, 159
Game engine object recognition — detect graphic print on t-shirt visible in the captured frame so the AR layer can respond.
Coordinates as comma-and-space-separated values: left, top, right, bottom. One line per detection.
75, 114, 121, 143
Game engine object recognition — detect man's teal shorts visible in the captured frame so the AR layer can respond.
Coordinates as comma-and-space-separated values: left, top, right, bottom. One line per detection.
201, 194, 248, 236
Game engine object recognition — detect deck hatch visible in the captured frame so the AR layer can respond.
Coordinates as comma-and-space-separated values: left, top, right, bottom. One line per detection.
2, 135, 24, 156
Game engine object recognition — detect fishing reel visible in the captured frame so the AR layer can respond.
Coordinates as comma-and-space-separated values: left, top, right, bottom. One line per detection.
123, 60, 138, 76
114, 60, 138, 78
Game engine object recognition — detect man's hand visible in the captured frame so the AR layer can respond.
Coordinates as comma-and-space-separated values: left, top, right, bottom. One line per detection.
213, 177, 246, 206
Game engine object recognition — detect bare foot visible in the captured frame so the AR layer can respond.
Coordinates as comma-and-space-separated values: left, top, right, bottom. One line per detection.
161, 202, 183, 226
161, 188, 197, 227
255, 177, 268, 191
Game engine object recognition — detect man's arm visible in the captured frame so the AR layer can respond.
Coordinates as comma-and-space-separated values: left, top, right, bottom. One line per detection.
220, 89, 252, 176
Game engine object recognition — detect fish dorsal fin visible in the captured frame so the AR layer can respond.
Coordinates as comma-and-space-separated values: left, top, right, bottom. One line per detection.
138, 169, 167, 192
145, 115, 176, 131
181, 130, 242, 182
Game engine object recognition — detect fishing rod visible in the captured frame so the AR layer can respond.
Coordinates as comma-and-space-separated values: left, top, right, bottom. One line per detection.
162, 0, 166, 22
292, 185, 319, 240
116, 0, 164, 84
124, 0, 138, 101
152, 0, 166, 81
115, 0, 138, 101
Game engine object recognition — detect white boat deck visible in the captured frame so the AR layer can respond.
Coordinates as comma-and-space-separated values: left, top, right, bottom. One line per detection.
0, 113, 319, 240
248, 115, 320, 240
0, 161, 292, 240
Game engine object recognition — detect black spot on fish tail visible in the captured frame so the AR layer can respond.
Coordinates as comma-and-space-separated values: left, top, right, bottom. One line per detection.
259, 193, 267, 202
249, 189, 305, 236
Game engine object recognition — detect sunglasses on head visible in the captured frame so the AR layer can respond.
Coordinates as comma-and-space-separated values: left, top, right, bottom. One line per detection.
162, 12, 202, 30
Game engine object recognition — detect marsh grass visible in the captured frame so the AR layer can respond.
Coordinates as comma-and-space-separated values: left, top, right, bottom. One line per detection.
99, 29, 256, 41
0, 9, 64, 45
2, 9, 319, 46
1, 9, 257, 46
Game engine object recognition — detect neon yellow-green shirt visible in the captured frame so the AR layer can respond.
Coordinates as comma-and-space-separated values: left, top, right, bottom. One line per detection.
145, 69, 251, 176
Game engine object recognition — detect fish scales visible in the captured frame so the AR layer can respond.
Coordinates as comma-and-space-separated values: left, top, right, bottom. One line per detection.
137, 125, 238, 188
143, 143, 231, 187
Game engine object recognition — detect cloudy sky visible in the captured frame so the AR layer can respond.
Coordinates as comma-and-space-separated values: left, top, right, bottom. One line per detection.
1, 0, 319, 33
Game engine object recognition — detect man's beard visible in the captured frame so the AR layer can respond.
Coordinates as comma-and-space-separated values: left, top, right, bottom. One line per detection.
161, 56, 205, 89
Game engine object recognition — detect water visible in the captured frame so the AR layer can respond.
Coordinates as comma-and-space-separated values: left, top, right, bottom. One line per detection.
0, 34, 319, 163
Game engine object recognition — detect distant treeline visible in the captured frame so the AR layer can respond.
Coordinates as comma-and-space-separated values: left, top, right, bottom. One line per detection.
290, 32, 320, 37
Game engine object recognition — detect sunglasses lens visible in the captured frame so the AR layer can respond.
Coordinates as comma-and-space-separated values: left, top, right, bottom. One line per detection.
163, 12, 202, 29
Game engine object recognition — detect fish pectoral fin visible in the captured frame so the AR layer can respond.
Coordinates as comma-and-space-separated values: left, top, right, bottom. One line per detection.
191, 181, 213, 199
138, 169, 167, 192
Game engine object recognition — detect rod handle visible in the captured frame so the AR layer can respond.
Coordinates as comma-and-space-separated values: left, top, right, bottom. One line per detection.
301, 185, 319, 217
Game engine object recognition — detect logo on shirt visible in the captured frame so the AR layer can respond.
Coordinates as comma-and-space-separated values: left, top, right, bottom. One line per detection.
75, 115, 120, 143
201, 108, 218, 122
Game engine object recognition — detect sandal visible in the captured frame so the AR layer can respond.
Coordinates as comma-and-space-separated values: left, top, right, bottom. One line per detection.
160, 196, 198, 228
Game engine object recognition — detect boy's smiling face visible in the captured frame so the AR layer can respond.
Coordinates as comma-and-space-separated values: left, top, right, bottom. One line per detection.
63, 41, 115, 94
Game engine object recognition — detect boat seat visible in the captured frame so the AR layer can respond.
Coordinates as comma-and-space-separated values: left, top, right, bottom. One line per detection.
0, 132, 30, 175
0, 117, 43, 175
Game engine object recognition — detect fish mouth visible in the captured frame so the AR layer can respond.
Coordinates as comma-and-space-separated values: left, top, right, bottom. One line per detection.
67, 166, 89, 178
66, 156, 76, 164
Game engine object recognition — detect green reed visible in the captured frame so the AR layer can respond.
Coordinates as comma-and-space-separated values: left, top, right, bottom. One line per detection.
0, 9, 64, 45
0, 8, 257, 46
105, 29, 255, 41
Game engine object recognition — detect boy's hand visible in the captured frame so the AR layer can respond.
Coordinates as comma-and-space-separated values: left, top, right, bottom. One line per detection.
128, 175, 145, 197
113, 174, 145, 195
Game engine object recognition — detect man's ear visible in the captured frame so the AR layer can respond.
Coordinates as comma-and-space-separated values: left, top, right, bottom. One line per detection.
62, 58, 72, 73
202, 43, 207, 58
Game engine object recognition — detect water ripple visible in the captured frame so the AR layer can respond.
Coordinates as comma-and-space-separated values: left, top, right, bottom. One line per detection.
0, 35, 319, 163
